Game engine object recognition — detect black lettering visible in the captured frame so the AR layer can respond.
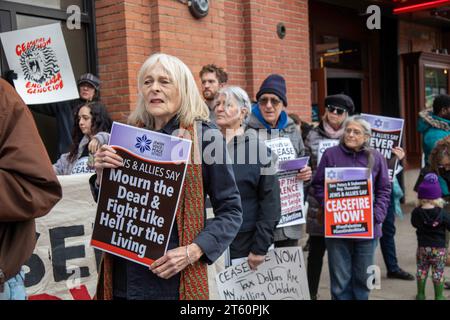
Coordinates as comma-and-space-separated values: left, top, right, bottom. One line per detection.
49, 226, 89, 281
24, 233, 45, 287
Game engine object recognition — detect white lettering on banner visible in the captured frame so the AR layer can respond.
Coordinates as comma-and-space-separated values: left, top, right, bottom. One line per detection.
109, 168, 152, 190
117, 185, 149, 206
137, 162, 165, 177
360, 114, 404, 182
326, 198, 370, 212
215, 248, 310, 300
25, 174, 98, 300
371, 137, 394, 148
111, 232, 147, 257
369, 136, 394, 158
333, 210, 364, 223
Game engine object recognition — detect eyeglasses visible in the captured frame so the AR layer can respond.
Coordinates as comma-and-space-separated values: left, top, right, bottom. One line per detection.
214, 101, 234, 112
326, 105, 347, 115
258, 97, 281, 107
345, 128, 363, 136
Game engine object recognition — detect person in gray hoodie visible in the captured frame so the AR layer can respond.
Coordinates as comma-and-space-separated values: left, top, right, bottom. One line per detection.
246, 74, 312, 248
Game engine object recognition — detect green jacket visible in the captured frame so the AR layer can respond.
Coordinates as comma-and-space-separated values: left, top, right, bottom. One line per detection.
417, 108, 450, 165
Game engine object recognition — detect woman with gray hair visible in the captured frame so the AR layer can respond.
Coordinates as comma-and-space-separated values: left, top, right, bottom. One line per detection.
311, 115, 391, 300
214, 86, 281, 270
92, 53, 243, 300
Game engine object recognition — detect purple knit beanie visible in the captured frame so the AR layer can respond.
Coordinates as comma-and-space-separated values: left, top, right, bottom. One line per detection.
418, 173, 442, 199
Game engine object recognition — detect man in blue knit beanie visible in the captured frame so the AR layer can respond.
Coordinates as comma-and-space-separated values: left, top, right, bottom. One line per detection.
247, 73, 312, 248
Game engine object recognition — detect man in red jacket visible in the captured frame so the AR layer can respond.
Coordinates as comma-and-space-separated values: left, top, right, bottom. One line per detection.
0, 79, 62, 300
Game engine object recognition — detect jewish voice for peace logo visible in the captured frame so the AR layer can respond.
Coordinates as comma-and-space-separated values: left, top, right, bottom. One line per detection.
135, 134, 152, 153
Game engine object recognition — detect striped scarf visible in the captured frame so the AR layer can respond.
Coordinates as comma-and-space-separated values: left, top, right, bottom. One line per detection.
176, 124, 208, 299
95, 124, 208, 300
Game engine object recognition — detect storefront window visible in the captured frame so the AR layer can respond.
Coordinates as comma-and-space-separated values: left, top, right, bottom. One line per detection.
4, 0, 83, 11
16, 14, 88, 79
316, 35, 362, 70
425, 66, 448, 108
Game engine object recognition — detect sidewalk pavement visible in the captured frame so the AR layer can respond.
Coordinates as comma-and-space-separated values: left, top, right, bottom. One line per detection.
314, 204, 450, 300
208, 204, 450, 300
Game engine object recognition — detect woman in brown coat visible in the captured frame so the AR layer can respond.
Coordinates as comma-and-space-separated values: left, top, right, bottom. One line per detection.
0, 79, 62, 300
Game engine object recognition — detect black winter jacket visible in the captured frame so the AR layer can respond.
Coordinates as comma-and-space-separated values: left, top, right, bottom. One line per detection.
90, 117, 243, 299
411, 207, 450, 248
228, 131, 281, 258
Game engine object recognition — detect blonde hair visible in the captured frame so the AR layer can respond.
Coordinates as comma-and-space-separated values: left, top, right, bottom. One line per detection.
429, 135, 450, 172
128, 53, 209, 128
418, 198, 446, 208
322, 108, 348, 127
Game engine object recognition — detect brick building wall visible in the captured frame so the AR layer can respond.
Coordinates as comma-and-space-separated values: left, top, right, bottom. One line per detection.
226, 0, 311, 121
398, 20, 443, 54
95, 0, 311, 122
96, 0, 154, 122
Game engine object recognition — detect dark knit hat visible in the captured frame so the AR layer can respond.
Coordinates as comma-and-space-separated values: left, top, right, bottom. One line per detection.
432, 94, 450, 115
325, 94, 355, 114
78, 73, 100, 91
418, 173, 442, 200
256, 74, 287, 107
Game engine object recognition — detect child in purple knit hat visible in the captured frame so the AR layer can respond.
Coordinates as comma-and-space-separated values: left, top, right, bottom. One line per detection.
412, 173, 450, 300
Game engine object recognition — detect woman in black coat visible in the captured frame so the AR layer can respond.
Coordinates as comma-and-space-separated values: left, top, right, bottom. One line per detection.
214, 86, 281, 269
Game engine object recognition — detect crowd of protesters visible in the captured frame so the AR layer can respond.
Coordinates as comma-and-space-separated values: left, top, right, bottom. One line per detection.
3, 51, 450, 301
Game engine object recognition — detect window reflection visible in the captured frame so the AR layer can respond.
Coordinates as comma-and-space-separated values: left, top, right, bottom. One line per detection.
425, 67, 448, 108
315, 35, 362, 70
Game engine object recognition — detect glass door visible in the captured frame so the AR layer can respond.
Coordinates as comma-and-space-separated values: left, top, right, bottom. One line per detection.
0, 10, 12, 76
425, 66, 449, 108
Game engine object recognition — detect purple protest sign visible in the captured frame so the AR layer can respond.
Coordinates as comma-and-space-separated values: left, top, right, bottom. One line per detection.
277, 156, 309, 228
361, 113, 404, 181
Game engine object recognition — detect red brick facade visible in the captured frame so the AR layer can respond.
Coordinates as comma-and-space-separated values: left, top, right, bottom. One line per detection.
95, 0, 311, 122
398, 20, 443, 55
